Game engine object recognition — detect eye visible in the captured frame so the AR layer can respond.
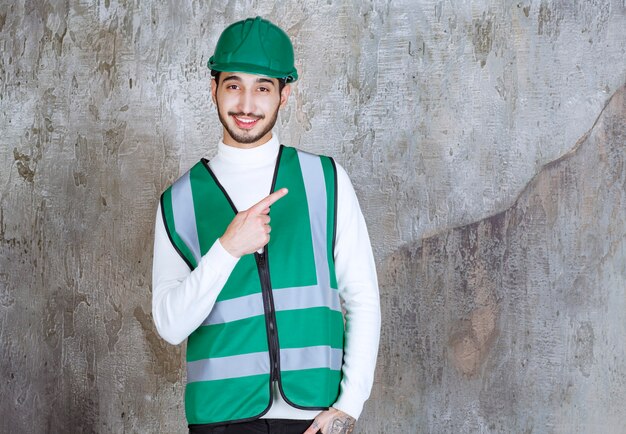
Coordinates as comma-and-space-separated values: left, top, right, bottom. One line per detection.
225, 84, 240, 90
258, 86, 270, 92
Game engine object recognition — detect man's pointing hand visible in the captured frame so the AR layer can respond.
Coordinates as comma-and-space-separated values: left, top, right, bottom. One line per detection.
220, 188, 288, 258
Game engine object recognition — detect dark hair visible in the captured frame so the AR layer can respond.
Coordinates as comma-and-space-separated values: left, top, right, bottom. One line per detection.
211, 70, 287, 93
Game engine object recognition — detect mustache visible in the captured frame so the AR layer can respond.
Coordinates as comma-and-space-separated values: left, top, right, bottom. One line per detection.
228, 111, 265, 119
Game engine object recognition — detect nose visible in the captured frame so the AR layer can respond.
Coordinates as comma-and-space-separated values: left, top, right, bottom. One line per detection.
238, 89, 255, 115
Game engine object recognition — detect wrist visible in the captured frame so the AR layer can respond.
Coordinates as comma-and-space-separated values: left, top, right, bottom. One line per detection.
330, 403, 359, 421
219, 236, 241, 258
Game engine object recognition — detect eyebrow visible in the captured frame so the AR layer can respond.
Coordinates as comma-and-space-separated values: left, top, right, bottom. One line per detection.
222, 75, 242, 83
222, 75, 276, 86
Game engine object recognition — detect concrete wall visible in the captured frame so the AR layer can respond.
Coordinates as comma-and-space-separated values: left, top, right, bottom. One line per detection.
1, 1, 625, 432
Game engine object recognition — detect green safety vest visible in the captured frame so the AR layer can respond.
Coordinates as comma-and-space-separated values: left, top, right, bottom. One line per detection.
160, 145, 344, 426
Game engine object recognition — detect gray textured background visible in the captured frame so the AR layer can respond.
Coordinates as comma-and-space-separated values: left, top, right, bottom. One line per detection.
1, 1, 625, 433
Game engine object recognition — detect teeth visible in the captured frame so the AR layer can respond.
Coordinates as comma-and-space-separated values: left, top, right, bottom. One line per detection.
235, 117, 256, 124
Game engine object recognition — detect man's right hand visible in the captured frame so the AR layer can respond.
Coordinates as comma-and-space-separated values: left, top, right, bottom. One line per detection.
219, 188, 288, 258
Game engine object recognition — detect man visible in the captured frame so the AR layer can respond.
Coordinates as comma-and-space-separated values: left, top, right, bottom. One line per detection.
152, 17, 380, 434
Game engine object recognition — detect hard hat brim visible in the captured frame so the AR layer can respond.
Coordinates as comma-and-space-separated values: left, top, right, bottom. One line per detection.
208, 59, 298, 83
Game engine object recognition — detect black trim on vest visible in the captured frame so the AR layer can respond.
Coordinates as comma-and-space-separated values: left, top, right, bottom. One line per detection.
329, 157, 338, 258
258, 143, 284, 399
160, 193, 195, 270
201, 158, 239, 214
254, 252, 280, 379
271, 145, 284, 193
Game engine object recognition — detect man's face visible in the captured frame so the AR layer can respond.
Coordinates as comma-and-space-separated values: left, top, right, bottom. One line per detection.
211, 72, 291, 149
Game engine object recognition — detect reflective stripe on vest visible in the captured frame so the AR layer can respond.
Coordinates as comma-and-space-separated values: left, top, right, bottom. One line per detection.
187, 345, 343, 383
170, 170, 202, 266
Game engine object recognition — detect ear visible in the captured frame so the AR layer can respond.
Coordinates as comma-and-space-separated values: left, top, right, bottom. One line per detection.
279, 84, 291, 108
211, 78, 217, 104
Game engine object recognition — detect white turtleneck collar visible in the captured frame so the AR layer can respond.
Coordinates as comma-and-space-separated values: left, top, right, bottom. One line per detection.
214, 133, 280, 167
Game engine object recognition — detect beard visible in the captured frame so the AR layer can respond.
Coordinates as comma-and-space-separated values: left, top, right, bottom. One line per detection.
216, 101, 280, 145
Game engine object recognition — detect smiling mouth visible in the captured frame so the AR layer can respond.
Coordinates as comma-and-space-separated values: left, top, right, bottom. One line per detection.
230, 112, 264, 130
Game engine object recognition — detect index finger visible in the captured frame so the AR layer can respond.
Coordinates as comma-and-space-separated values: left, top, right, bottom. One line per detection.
250, 188, 288, 213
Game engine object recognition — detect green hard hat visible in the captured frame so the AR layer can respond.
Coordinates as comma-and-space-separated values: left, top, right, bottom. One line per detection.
208, 16, 298, 83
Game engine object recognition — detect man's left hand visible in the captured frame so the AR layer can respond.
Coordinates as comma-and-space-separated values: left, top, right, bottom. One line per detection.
303, 407, 356, 434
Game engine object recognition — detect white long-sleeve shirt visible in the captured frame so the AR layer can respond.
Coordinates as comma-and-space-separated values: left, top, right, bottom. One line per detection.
151, 134, 380, 420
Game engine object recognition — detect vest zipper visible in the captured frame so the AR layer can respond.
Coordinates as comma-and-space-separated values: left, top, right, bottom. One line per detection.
255, 250, 280, 383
